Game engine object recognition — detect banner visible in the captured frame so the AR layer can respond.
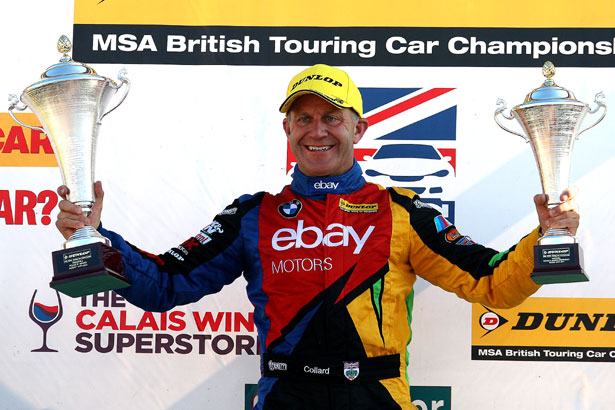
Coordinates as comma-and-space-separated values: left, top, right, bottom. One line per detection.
72, 26, 615, 67
1, 0, 614, 409
72, 1, 615, 67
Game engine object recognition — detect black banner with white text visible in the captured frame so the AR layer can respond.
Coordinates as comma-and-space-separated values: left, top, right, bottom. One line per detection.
73, 25, 615, 67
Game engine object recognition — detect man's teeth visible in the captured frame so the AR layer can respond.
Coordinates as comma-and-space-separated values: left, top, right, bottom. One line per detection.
308, 146, 331, 151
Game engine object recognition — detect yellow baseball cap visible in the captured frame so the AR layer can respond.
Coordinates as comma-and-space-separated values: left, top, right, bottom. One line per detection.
279, 64, 363, 118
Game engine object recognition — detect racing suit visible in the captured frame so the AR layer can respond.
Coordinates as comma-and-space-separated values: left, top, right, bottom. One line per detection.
103, 160, 541, 410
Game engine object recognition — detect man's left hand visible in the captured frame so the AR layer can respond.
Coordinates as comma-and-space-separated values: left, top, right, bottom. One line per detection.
534, 187, 580, 236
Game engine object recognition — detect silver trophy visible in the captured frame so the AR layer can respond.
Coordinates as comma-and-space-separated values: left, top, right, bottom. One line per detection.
494, 61, 606, 284
8, 35, 131, 297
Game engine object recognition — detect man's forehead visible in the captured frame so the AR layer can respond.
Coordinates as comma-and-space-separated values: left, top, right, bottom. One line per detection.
289, 93, 346, 114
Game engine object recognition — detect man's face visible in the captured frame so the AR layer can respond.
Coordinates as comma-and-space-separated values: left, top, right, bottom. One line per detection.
283, 94, 368, 177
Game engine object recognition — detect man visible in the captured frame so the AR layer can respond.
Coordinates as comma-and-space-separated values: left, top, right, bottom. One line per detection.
56, 64, 580, 409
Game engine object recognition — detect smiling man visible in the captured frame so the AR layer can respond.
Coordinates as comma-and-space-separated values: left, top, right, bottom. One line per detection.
281, 64, 368, 177
55, 64, 580, 410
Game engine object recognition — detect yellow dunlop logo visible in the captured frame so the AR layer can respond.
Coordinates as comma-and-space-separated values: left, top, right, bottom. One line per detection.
339, 198, 378, 213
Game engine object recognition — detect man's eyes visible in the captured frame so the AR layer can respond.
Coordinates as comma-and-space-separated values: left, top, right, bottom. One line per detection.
295, 115, 341, 124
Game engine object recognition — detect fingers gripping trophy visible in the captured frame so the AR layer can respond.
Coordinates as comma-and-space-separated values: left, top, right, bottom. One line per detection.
495, 61, 606, 285
8, 35, 131, 297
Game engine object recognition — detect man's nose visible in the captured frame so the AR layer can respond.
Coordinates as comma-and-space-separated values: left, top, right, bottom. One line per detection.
309, 119, 328, 137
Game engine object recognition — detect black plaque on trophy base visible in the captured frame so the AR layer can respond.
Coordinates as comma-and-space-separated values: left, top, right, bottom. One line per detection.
530, 243, 589, 285
50, 242, 130, 297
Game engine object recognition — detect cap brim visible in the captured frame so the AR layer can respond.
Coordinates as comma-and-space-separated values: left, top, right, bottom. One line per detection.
279, 89, 351, 114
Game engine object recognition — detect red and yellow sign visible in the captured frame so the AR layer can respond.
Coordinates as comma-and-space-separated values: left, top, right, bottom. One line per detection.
0, 113, 56, 167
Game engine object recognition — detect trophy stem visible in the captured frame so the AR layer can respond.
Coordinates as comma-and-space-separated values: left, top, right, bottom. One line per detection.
63, 226, 111, 249
74, 201, 94, 214
538, 227, 577, 246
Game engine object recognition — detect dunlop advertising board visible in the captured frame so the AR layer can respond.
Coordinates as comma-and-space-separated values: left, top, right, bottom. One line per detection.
473, 298, 615, 362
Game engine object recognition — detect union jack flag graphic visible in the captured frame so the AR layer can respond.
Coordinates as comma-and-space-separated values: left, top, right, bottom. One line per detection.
285, 86, 457, 222
359, 86, 457, 223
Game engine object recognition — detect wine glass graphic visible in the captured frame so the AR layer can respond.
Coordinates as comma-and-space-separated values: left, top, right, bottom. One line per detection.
29, 289, 63, 352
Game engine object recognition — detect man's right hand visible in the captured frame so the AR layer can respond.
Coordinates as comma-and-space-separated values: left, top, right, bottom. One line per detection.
56, 181, 104, 240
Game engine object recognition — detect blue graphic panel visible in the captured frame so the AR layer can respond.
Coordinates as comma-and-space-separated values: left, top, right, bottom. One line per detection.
360, 87, 421, 113
377, 106, 457, 140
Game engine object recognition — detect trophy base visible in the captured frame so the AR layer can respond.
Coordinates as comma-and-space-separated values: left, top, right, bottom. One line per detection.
531, 243, 589, 285
50, 242, 130, 298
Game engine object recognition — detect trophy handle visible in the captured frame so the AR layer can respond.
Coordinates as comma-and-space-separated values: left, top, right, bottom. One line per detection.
577, 91, 606, 138
7, 94, 46, 134
98, 68, 130, 124
494, 98, 529, 141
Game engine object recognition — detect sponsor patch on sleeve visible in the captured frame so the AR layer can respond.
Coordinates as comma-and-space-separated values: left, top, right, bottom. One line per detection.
195, 233, 212, 245
434, 215, 452, 232
413, 199, 435, 210
194, 221, 224, 245
445, 227, 461, 242
456, 236, 475, 246
443, 226, 475, 245
217, 207, 237, 216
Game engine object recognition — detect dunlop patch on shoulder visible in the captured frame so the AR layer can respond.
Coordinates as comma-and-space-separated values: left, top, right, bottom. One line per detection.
339, 198, 378, 213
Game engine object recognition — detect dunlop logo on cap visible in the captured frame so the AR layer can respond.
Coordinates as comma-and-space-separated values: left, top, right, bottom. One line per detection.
291, 74, 343, 91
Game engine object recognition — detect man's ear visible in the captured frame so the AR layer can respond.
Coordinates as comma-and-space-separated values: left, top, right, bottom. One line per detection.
283, 116, 291, 139
353, 118, 369, 144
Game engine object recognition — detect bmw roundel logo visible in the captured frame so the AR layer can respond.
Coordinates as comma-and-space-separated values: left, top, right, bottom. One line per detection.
278, 199, 302, 218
